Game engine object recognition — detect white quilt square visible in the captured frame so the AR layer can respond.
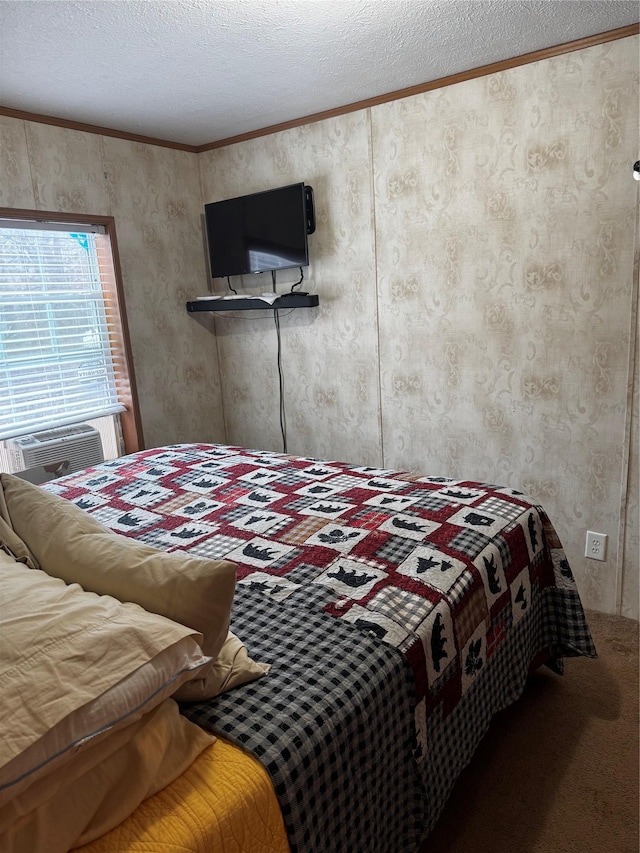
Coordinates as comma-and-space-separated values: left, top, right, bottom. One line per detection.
238, 571, 300, 600
152, 522, 219, 547
299, 499, 352, 519
226, 536, 295, 568
137, 463, 180, 480
379, 513, 440, 541
71, 492, 110, 511
474, 542, 508, 608
434, 485, 486, 504
117, 483, 173, 507
397, 545, 466, 593
446, 506, 507, 538
305, 523, 368, 553
364, 493, 419, 512
314, 558, 386, 600
92, 505, 162, 532
182, 473, 228, 493
176, 497, 225, 519
296, 481, 345, 498
341, 604, 410, 646
231, 510, 289, 535
237, 488, 282, 507
237, 468, 282, 486
415, 600, 456, 685
510, 566, 531, 625
521, 510, 544, 561
358, 475, 403, 491
300, 464, 341, 479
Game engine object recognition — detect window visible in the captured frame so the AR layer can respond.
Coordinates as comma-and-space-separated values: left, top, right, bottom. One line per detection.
0, 209, 142, 453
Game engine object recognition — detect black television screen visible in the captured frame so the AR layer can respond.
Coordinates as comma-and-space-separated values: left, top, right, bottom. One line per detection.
204, 183, 312, 278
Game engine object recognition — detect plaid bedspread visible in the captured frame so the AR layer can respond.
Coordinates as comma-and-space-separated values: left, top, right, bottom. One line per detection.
185, 586, 427, 852
48, 443, 596, 852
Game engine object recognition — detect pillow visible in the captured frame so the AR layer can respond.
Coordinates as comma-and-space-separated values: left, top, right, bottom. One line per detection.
174, 630, 270, 701
0, 479, 38, 568
0, 472, 236, 667
0, 553, 213, 806
0, 698, 216, 853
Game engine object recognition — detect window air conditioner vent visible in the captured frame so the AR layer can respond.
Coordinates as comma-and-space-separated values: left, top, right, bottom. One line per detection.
6, 424, 104, 476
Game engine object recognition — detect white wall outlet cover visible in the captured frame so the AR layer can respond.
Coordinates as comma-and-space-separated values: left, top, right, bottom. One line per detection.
585, 531, 608, 561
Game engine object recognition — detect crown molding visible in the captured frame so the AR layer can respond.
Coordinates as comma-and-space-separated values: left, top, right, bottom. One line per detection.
197, 23, 639, 152
0, 107, 198, 152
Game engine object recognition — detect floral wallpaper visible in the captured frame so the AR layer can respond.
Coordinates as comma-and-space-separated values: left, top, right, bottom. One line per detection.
99, 136, 225, 447
199, 36, 639, 619
198, 112, 381, 464
0, 35, 637, 618
370, 42, 639, 618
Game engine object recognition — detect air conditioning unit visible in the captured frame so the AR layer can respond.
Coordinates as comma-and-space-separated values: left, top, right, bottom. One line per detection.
6, 424, 104, 478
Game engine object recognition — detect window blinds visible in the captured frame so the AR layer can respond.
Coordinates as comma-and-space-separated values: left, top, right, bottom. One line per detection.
0, 221, 126, 440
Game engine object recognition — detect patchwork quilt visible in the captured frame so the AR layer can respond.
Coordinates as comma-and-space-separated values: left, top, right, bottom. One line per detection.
48, 444, 596, 852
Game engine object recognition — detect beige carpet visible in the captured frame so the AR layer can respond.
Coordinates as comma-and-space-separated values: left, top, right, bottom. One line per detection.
421, 610, 639, 853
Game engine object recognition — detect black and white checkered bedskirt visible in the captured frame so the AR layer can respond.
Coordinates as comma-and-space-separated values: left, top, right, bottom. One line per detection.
183, 586, 428, 853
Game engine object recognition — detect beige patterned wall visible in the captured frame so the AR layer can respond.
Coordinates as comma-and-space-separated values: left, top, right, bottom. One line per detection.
198, 112, 382, 464
0, 118, 225, 449
198, 36, 639, 618
372, 41, 639, 617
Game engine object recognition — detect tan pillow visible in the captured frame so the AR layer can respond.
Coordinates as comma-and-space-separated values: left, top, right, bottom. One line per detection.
174, 630, 270, 701
0, 477, 38, 567
0, 554, 213, 805
0, 472, 236, 666
0, 698, 215, 853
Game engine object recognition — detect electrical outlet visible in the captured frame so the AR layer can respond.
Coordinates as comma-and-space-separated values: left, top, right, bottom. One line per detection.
585, 531, 608, 561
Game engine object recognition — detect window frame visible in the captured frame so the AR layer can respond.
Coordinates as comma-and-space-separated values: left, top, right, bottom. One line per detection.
0, 207, 144, 455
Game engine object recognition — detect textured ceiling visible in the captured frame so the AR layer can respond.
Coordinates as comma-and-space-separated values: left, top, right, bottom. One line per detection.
0, 0, 638, 147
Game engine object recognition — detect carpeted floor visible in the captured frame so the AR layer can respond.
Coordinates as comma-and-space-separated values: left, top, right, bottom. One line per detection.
421, 610, 639, 853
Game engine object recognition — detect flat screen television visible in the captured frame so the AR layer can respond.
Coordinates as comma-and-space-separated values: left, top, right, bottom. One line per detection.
204, 182, 314, 278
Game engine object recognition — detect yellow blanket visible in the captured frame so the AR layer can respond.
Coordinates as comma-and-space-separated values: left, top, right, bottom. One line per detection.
75, 738, 290, 853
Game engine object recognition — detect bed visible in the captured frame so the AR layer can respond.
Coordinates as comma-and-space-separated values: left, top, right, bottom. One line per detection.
0, 443, 596, 853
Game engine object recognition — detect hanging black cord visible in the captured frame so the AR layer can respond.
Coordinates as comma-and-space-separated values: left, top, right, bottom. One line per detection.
271, 269, 287, 453
226, 275, 237, 294
274, 308, 287, 453
291, 267, 304, 292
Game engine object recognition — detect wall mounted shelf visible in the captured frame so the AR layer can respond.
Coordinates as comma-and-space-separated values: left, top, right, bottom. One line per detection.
186, 294, 319, 313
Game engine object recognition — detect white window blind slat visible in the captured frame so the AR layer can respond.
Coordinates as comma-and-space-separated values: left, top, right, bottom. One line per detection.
0, 223, 128, 440
3, 381, 122, 408
0, 220, 103, 234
